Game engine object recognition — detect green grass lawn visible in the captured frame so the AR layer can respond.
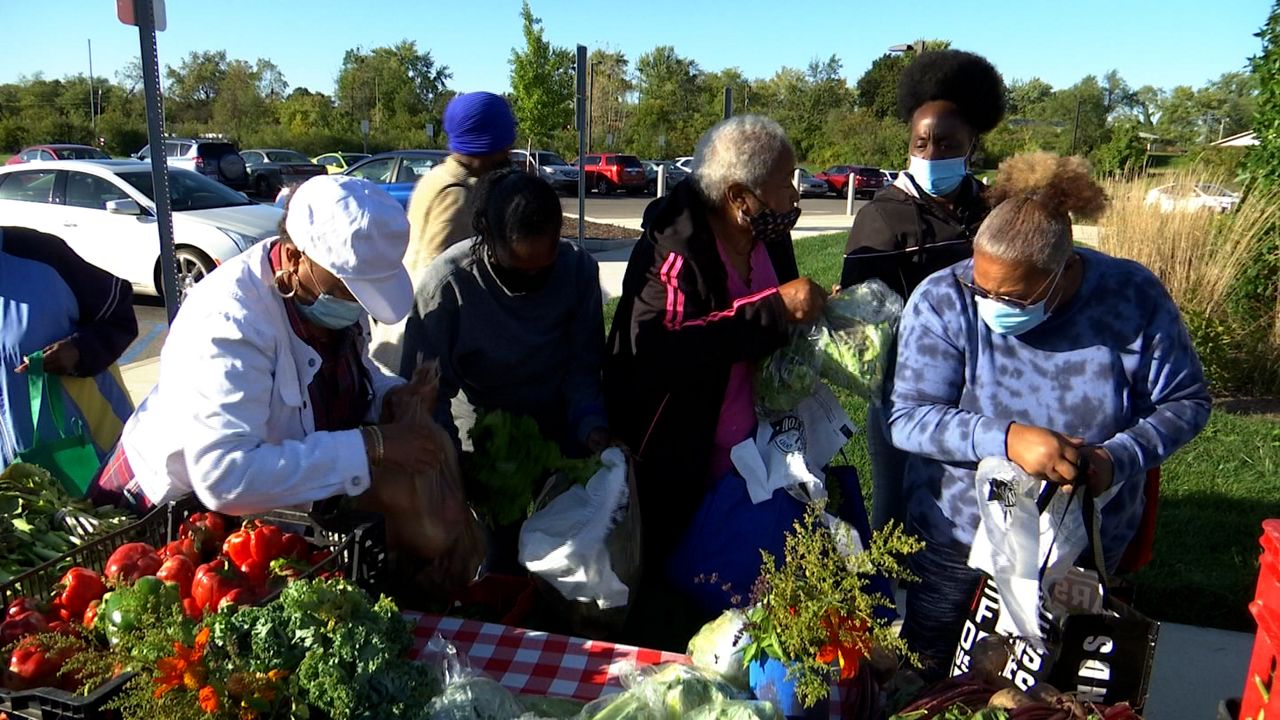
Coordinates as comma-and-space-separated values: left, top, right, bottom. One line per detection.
603, 232, 1280, 631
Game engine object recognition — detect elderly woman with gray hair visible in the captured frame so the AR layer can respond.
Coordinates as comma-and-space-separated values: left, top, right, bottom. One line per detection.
605, 116, 826, 643
887, 152, 1211, 677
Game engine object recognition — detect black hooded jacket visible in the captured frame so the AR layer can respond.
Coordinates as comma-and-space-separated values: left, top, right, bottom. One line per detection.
604, 181, 799, 564
840, 175, 988, 298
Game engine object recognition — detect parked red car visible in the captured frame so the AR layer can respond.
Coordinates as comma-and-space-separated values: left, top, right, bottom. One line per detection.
813, 165, 885, 199
575, 152, 647, 195
6, 144, 109, 165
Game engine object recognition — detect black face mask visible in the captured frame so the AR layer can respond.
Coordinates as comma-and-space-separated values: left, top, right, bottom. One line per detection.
489, 255, 555, 294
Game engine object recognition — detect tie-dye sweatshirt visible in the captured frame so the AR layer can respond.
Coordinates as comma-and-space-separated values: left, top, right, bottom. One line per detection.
887, 248, 1211, 567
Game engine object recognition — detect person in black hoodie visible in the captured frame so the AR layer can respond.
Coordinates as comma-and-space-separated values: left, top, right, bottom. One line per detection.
605, 115, 827, 648
840, 49, 1006, 534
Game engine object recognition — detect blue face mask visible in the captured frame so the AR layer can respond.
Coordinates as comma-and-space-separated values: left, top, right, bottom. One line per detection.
973, 264, 1066, 336
907, 154, 968, 197
297, 293, 364, 330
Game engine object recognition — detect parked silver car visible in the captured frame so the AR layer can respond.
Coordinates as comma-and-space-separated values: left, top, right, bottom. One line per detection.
641, 160, 688, 195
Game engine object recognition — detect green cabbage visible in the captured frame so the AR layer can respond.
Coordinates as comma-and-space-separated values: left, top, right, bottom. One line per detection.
687, 611, 751, 691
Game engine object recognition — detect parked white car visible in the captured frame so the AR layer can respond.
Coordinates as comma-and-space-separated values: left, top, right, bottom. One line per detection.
0, 160, 282, 297
1144, 183, 1241, 214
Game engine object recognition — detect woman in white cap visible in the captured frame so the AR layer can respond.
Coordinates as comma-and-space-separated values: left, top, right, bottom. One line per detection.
100, 175, 438, 515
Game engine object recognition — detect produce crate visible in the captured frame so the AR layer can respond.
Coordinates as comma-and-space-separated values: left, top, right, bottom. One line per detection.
1240, 519, 1280, 720
0, 495, 388, 720
0, 671, 132, 720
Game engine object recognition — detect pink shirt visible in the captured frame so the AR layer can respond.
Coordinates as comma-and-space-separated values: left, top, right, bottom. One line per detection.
709, 239, 779, 480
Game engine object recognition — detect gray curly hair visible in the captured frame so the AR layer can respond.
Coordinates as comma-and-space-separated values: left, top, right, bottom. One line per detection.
692, 115, 794, 206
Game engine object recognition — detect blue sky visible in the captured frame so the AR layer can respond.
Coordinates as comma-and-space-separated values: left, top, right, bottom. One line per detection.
0, 0, 1269, 95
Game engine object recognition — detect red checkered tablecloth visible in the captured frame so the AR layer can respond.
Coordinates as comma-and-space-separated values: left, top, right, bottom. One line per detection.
405, 612, 691, 702
405, 613, 846, 718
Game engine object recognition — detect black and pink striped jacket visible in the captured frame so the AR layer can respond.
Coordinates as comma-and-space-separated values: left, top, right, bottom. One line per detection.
604, 180, 798, 567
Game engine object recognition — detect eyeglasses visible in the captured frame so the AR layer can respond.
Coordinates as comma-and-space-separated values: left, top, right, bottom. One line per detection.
956, 260, 1068, 310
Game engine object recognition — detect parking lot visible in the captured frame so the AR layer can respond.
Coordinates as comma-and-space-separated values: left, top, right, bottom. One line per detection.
559, 194, 866, 221
123, 194, 866, 368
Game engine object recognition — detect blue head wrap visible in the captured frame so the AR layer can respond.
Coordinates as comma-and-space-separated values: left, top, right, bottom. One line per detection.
444, 92, 517, 156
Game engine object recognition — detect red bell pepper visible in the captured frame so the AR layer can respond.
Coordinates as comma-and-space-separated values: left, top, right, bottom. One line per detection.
308, 549, 334, 567
239, 558, 269, 589
157, 556, 196, 599
3, 640, 75, 691
104, 543, 163, 584
192, 558, 249, 612
250, 522, 285, 563
222, 529, 253, 567
54, 568, 107, 618
281, 532, 309, 561
181, 597, 202, 621
179, 512, 229, 561
82, 599, 101, 629
158, 537, 200, 564
0, 612, 48, 646
5, 598, 43, 621
217, 588, 255, 611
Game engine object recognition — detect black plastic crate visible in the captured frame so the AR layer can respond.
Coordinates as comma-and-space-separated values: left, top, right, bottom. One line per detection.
0, 496, 387, 719
0, 672, 132, 720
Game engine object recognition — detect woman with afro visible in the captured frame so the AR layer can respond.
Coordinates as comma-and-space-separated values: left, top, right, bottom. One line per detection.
886, 153, 1210, 678
842, 49, 1006, 538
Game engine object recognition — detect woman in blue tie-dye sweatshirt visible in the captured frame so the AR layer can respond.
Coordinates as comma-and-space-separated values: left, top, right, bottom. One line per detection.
887, 153, 1211, 677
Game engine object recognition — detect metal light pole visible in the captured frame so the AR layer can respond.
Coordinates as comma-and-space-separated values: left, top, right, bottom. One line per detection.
87, 39, 96, 134
587, 61, 596, 155
1070, 98, 1082, 155
723, 87, 733, 120
575, 45, 587, 248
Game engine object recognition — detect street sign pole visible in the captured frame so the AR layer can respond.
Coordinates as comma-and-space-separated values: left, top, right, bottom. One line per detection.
575, 44, 587, 248
132, 0, 181, 323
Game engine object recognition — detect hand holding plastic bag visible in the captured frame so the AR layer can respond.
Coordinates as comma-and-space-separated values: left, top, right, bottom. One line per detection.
756, 279, 903, 415
357, 362, 486, 597
967, 457, 1096, 647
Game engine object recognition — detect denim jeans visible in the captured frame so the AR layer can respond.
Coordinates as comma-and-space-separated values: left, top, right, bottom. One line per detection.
901, 538, 983, 682
866, 402, 908, 531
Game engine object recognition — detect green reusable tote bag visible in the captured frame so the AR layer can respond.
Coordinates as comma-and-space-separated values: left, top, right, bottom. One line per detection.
15, 351, 101, 496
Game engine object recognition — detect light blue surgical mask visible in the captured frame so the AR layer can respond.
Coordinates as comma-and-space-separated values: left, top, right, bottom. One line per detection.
297, 293, 364, 329
973, 264, 1066, 336
907, 154, 969, 197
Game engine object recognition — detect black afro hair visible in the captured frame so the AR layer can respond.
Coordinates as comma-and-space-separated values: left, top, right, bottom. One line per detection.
897, 49, 1005, 135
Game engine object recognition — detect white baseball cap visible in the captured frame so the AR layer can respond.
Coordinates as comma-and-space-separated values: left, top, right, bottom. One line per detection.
283, 175, 413, 325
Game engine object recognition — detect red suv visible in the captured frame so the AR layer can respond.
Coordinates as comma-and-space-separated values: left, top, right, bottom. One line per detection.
814, 165, 885, 199
576, 153, 647, 195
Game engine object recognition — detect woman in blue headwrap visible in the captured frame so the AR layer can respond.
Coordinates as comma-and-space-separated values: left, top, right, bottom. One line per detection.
405, 91, 517, 277
372, 91, 518, 369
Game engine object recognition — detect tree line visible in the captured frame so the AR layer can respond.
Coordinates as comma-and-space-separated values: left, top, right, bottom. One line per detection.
0, 0, 1260, 175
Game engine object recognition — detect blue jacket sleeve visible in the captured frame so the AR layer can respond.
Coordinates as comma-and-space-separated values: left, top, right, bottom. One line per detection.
1100, 285, 1211, 481
886, 284, 1010, 463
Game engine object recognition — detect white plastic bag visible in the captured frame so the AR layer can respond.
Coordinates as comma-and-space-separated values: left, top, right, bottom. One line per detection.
967, 457, 1098, 647
518, 447, 632, 609
731, 384, 855, 506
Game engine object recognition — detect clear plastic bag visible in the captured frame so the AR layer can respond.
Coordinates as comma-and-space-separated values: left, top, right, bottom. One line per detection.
424, 634, 527, 720
579, 663, 769, 719
756, 279, 903, 415
356, 362, 487, 597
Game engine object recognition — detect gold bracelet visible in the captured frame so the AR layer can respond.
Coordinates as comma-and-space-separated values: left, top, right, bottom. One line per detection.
371, 426, 385, 468
362, 427, 381, 469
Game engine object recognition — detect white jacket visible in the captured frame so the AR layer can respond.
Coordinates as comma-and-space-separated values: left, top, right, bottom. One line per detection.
120, 241, 403, 514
